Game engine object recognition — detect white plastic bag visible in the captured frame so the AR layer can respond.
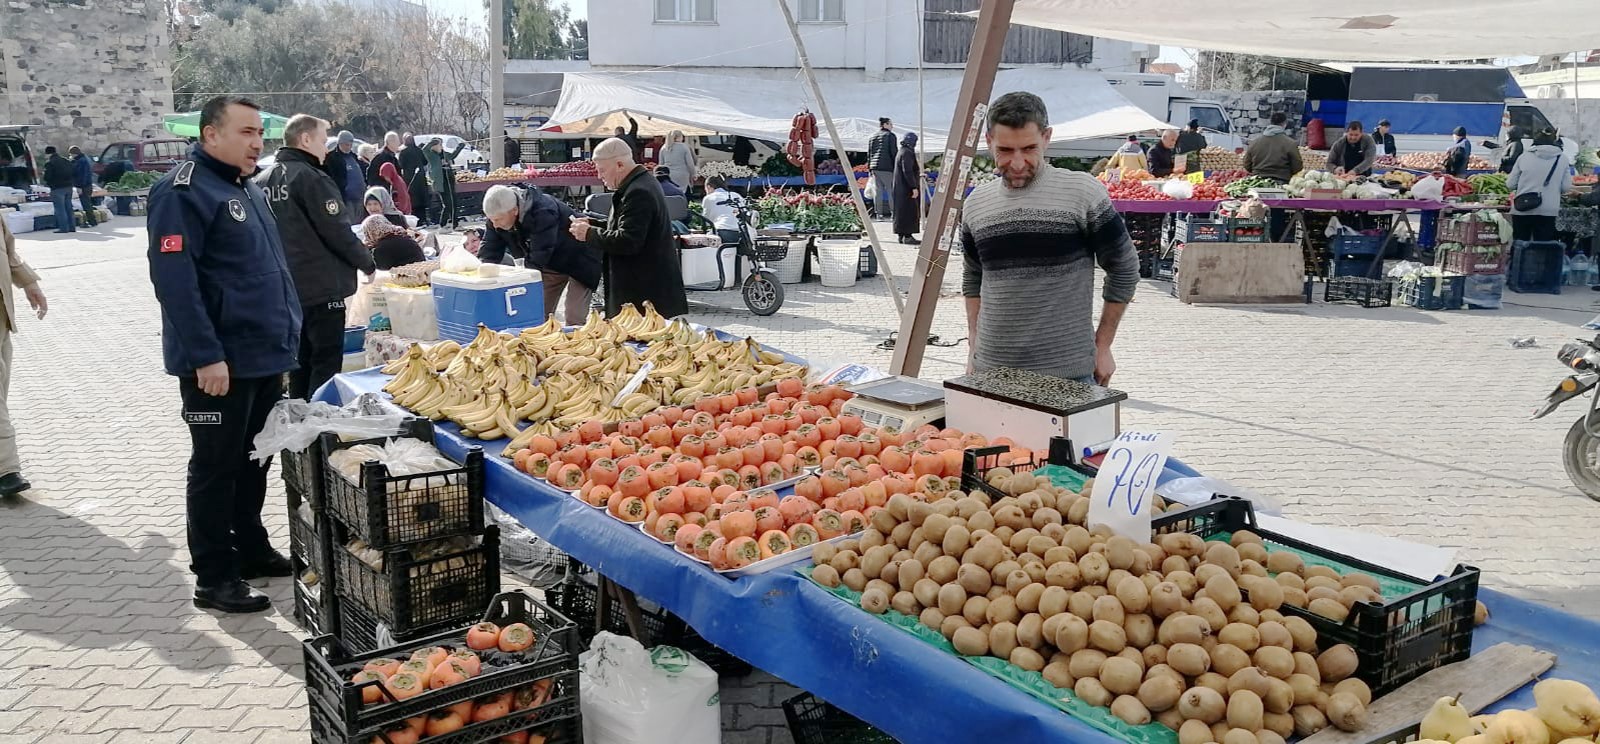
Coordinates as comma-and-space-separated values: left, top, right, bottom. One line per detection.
1155, 476, 1283, 516
1160, 179, 1194, 200
250, 395, 409, 462
439, 241, 482, 273
580, 633, 720, 744
863, 176, 878, 201
1411, 174, 1446, 202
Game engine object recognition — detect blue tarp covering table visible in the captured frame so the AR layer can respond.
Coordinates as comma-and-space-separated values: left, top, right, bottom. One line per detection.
322, 368, 1600, 743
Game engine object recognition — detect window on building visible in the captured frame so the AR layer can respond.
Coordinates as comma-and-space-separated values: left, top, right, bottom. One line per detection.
655, 0, 715, 22
798, 0, 843, 22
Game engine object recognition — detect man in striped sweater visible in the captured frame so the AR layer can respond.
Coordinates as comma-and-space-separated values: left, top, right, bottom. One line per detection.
962, 91, 1139, 385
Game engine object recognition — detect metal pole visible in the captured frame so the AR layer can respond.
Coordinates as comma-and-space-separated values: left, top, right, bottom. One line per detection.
888, 0, 1014, 376
917, 0, 925, 169
1574, 51, 1583, 134
777, 0, 904, 315
489, 0, 506, 170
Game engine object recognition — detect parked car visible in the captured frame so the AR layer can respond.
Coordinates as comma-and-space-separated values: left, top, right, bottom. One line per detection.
411, 133, 486, 170
93, 138, 191, 180
0, 125, 36, 190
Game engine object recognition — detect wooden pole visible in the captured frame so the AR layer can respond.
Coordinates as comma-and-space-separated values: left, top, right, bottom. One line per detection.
889, 0, 1014, 376
777, 0, 904, 316
489, 0, 506, 170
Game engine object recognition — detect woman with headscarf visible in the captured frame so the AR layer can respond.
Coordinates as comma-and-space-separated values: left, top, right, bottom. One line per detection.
378, 161, 410, 215
659, 130, 698, 193
891, 132, 923, 244
363, 186, 410, 229
360, 214, 426, 270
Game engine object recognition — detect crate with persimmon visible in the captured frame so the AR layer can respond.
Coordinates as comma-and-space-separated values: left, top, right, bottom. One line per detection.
305, 591, 580, 743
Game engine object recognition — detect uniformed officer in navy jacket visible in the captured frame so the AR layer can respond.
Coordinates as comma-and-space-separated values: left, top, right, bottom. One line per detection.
146, 95, 301, 614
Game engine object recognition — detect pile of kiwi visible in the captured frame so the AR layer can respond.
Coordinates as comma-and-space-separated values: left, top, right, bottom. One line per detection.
808, 467, 1379, 744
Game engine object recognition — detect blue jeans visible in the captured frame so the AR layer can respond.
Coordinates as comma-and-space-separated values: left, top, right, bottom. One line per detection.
51, 188, 75, 232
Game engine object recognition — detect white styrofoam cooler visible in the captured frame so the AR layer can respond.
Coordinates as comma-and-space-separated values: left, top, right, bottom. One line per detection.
431, 267, 544, 343
3, 210, 32, 235
383, 286, 439, 341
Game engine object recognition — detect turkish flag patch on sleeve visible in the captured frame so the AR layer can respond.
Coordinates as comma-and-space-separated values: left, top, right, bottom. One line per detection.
159, 235, 183, 253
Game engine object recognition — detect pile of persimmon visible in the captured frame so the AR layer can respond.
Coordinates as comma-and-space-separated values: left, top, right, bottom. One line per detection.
347, 621, 551, 743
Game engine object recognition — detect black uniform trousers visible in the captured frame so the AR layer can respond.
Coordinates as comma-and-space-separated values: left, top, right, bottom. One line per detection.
408, 177, 432, 224
180, 374, 281, 587
291, 300, 347, 400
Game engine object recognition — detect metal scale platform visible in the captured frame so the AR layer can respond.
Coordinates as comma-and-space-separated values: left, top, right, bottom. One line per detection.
839, 376, 947, 433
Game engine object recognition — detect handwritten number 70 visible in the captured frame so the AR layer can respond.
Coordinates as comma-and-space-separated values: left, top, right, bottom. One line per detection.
1105, 447, 1160, 514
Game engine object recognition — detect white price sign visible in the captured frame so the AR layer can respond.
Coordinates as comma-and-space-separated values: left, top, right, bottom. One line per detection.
1087, 431, 1176, 543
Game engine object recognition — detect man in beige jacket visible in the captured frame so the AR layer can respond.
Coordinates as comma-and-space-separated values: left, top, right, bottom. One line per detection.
0, 217, 47, 497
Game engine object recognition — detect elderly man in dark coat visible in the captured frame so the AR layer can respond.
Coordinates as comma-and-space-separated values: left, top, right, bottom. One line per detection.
568, 137, 688, 318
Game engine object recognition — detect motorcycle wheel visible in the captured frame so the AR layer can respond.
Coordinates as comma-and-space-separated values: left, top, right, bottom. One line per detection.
1562, 413, 1600, 502
742, 270, 783, 316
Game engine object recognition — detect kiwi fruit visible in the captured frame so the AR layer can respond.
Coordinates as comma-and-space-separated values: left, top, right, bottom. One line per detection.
1218, 623, 1260, 652
1242, 575, 1285, 612
1009, 646, 1046, 672
927, 555, 960, 584
1089, 619, 1127, 654
1475, 600, 1490, 626
1281, 588, 1308, 609
965, 536, 1007, 570
1190, 597, 1229, 632
1194, 672, 1229, 697
918, 606, 945, 631
811, 564, 841, 587
1325, 692, 1367, 732
1124, 613, 1156, 648
1031, 506, 1063, 529
1016, 582, 1046, 614
1340, 572, 1380, 592
1175, 685, 1226, 723
1138, 675, 1184, 713
1016, 613, 1045, 650
967, 510, 997, 534
1067, 590, 1096, 620
913, 580, 942, 613
1237, 542, 1269, 565
1150, 582, 1187, 618
1308, 597, 1349, 621
1254, 646, 1295, 680
1287, 673, 1320, 702
1263, 678, 1295, 714
952, 625, 988, 656
1223, 729, 1259, 744
1045, 561, 1083, 590
890, 590, 920, 616
1210, 643, 1252, 676
962, 595, 989, 627
1263, 712, 1295, 739
1333, 678, 1372, 706
1291, 705, 1328, 736
1227, 666, 1272, 698
954, 563, 990, 595
1112, 695, 1153, 726
987, 594, 1020, 625
1167, 643, 1211, 677
1273, 571, 1305, 591
842, 567, 868, 592
1038, 586, 1071, 618
1004, 569, 1032, 596
1079, 552, 1111, 585
1162, 555, 1191, 576
1142, 644, 1169, 670
1226, 603, 1260, 627
1283, 616, 1318, 653
1042, 661, 1075, 690
990, 559, 1021, 587
890, 522, 915, 549
1062, 525, 1092, 556
937, 582, 967, 616
1067, 648, 1108, 679
1075, 676, 1113, 708
1167, 570, 1199, 598
1179, 719, 1214, 744
859, 586, 889, 614
1115, 575, 1152, 614
1157, 708, 1185, 733
1226, 689, 1265, 731
1205, 542, 1243, 575
1099, 655, 1143, 695
1092, 594, 1126, 625
940, 614, 971, 640
1160, 613, 1211, 646
1053, 613, 1090, 653
1256, 621, 1292, 650
865, 579, 895, 599
1204, 574, 1244, 612
912, 542, 942, 569
989, 621, 1019, 660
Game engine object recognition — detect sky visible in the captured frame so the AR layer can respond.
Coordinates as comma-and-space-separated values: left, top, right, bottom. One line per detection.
425, 0, 584, 27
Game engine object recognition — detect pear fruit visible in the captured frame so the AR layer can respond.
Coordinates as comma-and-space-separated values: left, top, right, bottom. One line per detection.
1422, 695, 1480, 743
1534, 679, 1600, 737
1486, 710, 1551, 744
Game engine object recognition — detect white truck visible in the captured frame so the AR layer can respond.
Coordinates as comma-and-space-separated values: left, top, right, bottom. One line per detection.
1049, 72, 1245, 158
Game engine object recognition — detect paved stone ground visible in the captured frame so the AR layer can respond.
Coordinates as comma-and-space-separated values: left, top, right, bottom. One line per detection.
2, 214, 1598, 743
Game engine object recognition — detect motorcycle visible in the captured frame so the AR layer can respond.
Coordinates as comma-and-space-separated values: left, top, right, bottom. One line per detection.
1533, 333, 1600, 501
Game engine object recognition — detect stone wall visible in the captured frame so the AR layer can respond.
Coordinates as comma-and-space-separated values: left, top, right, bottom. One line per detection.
1533, 98, 1600, 153
0, 0, 175, 153
1204, 89, 1307, 138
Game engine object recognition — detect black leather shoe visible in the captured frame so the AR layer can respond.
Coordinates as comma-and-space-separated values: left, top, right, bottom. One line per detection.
239, 551, 294, 580
0, 472, 31, 497
194, 580, 272, 613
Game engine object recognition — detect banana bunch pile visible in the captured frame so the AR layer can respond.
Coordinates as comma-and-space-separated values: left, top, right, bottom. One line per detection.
642, 330, 806, 405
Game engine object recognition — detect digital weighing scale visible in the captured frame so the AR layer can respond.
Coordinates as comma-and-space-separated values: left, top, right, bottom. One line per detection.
839, 376, 947, 433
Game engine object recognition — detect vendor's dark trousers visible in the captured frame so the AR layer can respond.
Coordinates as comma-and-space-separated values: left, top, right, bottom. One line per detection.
181, 374, 281, 587
433, 186, 457, 228
408, 179, 431, 223
1512, 214, 1558, 243
290, 300, 347, 400
50, 188, 75, 232
77, 188, 97, 226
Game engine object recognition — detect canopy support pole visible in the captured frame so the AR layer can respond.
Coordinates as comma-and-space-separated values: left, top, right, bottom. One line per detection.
776, 0, 904, 317
889, 0, 1014, 376
489, 0, 505, 170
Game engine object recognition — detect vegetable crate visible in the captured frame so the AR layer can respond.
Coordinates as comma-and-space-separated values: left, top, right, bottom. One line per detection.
1438, 214, 1505, 246
1226, 219, 1268, 243
959, 445, 1214, 532
1438, 245, 1508, 275
1329, 234, 1386, 256
294, 554, 337, 638
282, 436, 327, 509
1331, 256, 1384, 279
332, 523, 502, 636
783, 692, 896, 744
1325, 277, 1394, 308
337, 596, 474, 656
1398, 274, 1467, 310
305, 591, 580, 743
1157, 497, 1481, 695
1174, 216, 1229, 243
543, 559, 753, 676
320, 421, 487, 549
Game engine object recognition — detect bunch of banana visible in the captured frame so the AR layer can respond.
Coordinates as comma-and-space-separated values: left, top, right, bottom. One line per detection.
411, 378, 477, 421
443, 387, 525, 440
383, 351, 444, 406
422, 340, 462, 371
381, 344, 425, 375
502, 419, 563, 457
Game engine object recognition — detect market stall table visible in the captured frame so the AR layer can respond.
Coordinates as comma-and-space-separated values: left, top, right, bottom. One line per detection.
320, 365, 1600, 744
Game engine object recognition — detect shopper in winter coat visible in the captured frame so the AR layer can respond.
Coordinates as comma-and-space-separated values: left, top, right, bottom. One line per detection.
1242, 112, 1303, 183
569, 138, 688, 319
68, 146, 97, 227
659, 130, 697, 192
378, 161, 410, 215
425, 138, 465, 229
891, 132, 922, 243
1374, 120, 1398, 157
1507, 127, 1574, 243
253, 114, 376, 400
398, 132, 431, 223
613, 114, 644, 164
41, 147, 76, 233
363, 186, 410, 229
366, 131, 401, 188
1443, 126, 1472, 177
1147, 130, 1180, 177
482, 185, 602, 323
1498, 126, 1527, 175
1328, 120, 1377, 176
360, 214, 426, 270
323, 131, 367, 219
867, 118, 898, 219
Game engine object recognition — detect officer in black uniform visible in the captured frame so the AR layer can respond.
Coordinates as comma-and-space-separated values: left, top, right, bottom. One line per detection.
255, 114, 376, 400
147, 96, 301, 614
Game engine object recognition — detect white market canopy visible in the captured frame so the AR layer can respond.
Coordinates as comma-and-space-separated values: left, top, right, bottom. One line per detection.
542, 69, 1169, 151
999, 0, 1600, 62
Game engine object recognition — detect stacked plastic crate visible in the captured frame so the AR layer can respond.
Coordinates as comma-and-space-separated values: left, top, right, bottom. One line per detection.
1436, 213, 1509, 308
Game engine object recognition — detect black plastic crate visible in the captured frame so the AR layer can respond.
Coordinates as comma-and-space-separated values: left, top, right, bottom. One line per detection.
311, 670, 581, 744
1508, 240, 1564, 294
1325, 276, 1394, 307
1332, 255, 1384, 279
1175, 216, 1228, 243
1398, 274, 1466, 310
1157, 497, 1480, 695
321, 421, 487, 549
544, 561, 753, 676
333, 523, 502, 636
858, 243, 877, 278
293, 556, 337, 637
304, 590, 579, 741
1227, 218, 1268, 243
783, 692, 896, 744
282, 437, 326, 509
1330, 233, 1386, 256
289, 482, 328, 573
336, 596, 472, 656
960, 445, 1217, 527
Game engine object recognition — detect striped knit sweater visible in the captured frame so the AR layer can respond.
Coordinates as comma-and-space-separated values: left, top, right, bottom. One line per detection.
960, 166, 1139, 381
